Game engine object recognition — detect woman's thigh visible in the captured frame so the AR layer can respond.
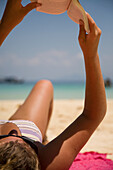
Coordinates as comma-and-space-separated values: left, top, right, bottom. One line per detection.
9, 80, 54, 138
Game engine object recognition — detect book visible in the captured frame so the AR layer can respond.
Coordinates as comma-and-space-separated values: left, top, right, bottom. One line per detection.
31, 0, 90, 33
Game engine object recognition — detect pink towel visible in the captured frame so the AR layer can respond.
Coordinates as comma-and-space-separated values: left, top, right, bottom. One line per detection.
69, 152, 113, 170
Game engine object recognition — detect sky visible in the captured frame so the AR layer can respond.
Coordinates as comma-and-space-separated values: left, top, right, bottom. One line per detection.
0, 0, 113, 82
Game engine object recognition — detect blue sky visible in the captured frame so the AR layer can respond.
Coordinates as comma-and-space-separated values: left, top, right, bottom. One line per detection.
0, 0, 113, 81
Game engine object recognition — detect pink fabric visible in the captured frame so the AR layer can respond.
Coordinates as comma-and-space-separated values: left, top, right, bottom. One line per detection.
69, 152, 113, 170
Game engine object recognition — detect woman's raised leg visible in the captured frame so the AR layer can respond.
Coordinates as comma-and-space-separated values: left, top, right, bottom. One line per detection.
9, 80, 54, 139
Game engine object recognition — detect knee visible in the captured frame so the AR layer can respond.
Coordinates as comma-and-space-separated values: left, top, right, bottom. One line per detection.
35, 80, 53, 94
37, 79, 53, 88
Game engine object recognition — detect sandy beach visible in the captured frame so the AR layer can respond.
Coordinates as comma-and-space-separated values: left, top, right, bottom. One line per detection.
0, 99, 113, 160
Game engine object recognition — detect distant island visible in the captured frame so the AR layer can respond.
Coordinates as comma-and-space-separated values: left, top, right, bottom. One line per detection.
104, 78, 112, 88
0, 77, 24, 84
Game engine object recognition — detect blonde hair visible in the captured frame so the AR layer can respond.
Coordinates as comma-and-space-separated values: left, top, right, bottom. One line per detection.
0, 140, 40, 170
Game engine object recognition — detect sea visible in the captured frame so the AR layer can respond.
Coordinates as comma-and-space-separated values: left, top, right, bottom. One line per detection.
0, 81, 113, 100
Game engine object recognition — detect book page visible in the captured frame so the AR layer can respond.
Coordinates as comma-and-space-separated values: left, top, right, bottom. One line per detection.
67, 0, 89, 33
31, 0, 70, 14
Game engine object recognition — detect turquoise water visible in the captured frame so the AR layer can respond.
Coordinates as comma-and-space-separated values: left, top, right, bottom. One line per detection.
0, 81, 113, 100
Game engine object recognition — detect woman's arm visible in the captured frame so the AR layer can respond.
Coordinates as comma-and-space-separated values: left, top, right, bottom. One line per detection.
0, 0, 41, 46
79, 14, 107, 122
79, 14, 106, 123
38, 14, 107, 170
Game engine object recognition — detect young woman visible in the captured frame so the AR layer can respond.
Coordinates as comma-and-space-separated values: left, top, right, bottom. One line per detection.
0, 1, 107, 169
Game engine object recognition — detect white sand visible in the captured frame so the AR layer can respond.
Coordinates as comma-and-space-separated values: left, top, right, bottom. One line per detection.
0, 99, 113, 160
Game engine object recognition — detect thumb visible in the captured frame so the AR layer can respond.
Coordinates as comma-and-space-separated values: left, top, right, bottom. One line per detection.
78, 20, 86, 42
23, 2, 41, 15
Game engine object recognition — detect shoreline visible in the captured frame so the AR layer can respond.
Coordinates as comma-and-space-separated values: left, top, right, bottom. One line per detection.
0, 99, 113, 160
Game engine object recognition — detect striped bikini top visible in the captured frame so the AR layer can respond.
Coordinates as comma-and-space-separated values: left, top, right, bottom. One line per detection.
0, 120, 42, 143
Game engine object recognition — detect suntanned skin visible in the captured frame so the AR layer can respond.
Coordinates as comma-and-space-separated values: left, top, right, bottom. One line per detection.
0, 80, 53, 144
0, 1, 107, 170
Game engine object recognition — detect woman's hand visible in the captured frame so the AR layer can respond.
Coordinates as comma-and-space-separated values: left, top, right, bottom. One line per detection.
78, 13, 101, 59
0, 0, 41, 46
1, 0, 41, 29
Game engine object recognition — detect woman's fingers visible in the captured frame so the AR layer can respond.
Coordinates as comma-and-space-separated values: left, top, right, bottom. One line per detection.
86, 13, 96, 33
87, 13, 101, 37
23, 2, 42, 15
78, 19, 86, 45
